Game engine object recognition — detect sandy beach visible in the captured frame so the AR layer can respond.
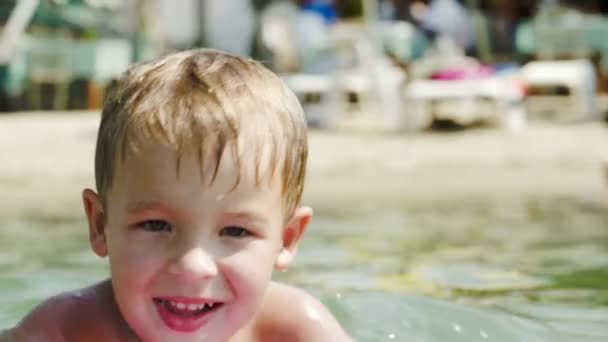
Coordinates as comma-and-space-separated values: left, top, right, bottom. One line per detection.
1, 111, 607, 216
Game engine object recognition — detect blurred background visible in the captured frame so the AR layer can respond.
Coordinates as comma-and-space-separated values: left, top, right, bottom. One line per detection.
1, 0, 608, 341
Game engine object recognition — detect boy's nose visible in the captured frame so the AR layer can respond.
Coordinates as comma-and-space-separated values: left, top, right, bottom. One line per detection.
168, 246, 218, 280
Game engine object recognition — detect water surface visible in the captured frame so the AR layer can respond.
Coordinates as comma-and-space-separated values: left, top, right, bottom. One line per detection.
1, 197, 607, 341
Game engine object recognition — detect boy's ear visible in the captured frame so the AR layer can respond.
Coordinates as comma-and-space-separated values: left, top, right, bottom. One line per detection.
82, 189, 108, 258
275, 206, 313, 271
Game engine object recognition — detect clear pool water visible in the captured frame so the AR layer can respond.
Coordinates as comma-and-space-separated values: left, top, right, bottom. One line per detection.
1, 196, 607, 341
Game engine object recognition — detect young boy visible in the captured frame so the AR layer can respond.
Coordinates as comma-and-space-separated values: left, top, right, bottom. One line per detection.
2, 49, 350, 341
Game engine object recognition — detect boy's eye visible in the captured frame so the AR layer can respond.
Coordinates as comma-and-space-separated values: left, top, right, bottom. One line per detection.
219, 226, 251, 238
137, 220, 172, 232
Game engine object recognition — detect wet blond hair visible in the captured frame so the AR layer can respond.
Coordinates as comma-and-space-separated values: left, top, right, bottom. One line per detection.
95, 49, 307, 217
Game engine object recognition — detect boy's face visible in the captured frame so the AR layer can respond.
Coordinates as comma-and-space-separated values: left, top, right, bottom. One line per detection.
83, 142, 311, 342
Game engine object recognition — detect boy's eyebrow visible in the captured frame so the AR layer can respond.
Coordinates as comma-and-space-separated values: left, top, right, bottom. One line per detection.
222, 210, 271, 227
126, 200, 169, 213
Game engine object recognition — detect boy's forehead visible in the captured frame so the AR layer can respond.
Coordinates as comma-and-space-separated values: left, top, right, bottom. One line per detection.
107, 142, 288, 224
115, 139, 283, 194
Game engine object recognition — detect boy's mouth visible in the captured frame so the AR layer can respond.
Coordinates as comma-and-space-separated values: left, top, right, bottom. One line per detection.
153, 297, 224, 332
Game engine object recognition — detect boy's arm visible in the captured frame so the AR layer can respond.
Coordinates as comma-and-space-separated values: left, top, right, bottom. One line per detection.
259, 282, 352, 342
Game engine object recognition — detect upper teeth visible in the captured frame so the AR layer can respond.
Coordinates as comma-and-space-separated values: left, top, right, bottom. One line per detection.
168, 301, 214, 311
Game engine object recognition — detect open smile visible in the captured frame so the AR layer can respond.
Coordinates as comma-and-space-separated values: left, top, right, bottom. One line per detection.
153, 297, 224, 332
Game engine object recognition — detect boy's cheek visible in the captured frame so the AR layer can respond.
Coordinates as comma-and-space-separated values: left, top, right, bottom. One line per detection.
107, 236, 163, 269
108, 251, 165, 291
229, 247, 277, 279
111, 240, 161, 261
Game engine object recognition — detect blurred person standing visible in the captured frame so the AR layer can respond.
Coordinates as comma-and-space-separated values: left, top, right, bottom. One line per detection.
292, 0, 337, 72
204, 0, 256, 56
300, 0, 338, 24
421, 0, 474, 53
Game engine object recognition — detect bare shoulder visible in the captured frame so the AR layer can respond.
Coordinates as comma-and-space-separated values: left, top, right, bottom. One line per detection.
5, 289, 81, 342
6, 279, 131, 342
254, 281, 352, 342
0, 329, 17, 342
